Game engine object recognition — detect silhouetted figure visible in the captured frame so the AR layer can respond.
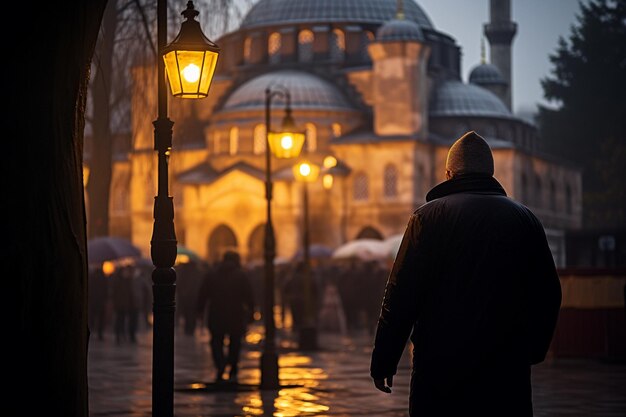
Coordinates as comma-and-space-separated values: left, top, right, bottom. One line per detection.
336, 261, 361, 331
362, 261, 387, 335
88, 265, 108, 341
283, 261, 320, 336
176, 260, 204, 336
370, 131, 562, 417
197, 251, 254, 382
111, 265, 141, 344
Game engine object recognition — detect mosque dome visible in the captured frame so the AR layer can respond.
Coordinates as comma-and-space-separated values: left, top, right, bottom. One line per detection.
469, 63, 507, 86
240, 0, 434, 30
430, 80, 512, 119
221, 70, 354, 112
376, 18, 424, 42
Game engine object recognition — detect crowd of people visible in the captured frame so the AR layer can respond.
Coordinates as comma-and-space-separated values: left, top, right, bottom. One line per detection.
87, 254, 390, 344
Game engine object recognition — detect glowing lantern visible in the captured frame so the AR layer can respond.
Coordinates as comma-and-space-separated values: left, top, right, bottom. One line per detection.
163, 2, 220, 99
268, 107, 305, 159
293, 160, 321, 183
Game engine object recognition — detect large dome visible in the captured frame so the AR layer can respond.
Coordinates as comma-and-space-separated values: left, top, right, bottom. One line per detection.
430, 80, 512, 119
221, 70, 354, 112
240, 0, 434, 30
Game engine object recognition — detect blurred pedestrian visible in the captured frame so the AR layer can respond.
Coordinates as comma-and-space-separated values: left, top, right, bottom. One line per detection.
111, 265, 142, 344
197, 251, 254, 382
370, 131, 562, 416
88, 265, 109, 341
176, 259, 204, 336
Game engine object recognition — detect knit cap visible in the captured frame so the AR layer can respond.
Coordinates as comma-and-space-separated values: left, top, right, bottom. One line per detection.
445, 131, 494, 176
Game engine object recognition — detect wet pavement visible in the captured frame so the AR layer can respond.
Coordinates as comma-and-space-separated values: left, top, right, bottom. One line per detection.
88, 324, 626, 416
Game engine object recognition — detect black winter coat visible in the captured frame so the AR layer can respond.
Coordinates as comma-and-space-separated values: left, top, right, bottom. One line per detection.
370, 174, 562, 417
197, 260, 255, 334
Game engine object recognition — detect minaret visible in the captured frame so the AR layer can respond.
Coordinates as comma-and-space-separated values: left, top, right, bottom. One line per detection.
484, 0, 517, 110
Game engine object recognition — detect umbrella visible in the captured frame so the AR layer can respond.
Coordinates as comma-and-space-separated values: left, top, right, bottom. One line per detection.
384, 234, 404, 260
176, 245, 202, 265
87, 236, 142, 264
331, 239, 389, 261
292, 244, 334, 261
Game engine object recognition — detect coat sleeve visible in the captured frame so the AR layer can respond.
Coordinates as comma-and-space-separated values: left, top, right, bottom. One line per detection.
370, 213, 426, 379
525, 215, 562, 365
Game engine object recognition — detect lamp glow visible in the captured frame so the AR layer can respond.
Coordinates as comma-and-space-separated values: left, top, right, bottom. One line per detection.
182, 63, 201, 82
299, 163, 312, 177
281, 135, 294, 150
293, 160, 320, 183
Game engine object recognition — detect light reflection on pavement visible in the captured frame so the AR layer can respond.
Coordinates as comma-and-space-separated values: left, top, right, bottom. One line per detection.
88, 323, 626, 416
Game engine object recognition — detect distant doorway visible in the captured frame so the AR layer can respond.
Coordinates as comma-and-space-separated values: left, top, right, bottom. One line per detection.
247, 224, 264, 265
208, 224, 238, 264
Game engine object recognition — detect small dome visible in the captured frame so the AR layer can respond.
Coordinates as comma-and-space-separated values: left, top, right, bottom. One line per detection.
240, 0, 434, 30
221, 70, 354, 111
430, 80, 512, 119
469, 63, 507, 86
376, 18, 424, 42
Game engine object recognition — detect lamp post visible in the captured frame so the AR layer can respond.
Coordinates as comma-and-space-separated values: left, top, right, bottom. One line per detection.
293, 160, 322, 350
152, 1, 219, 415
261, 86, 305, 389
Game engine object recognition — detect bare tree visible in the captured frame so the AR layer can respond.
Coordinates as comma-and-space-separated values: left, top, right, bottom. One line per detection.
84, 0, 252, 238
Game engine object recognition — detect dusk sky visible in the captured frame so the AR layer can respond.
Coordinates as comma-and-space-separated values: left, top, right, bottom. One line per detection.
395, 0, 583, 116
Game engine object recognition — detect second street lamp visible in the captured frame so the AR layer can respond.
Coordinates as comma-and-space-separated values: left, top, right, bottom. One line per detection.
293, 159, 321, 351
152, 1, 219, 415
261, 85, 305, 389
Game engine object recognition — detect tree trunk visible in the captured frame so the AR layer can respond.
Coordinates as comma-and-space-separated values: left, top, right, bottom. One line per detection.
10, 2, 107, 416
87, 0, 118, 238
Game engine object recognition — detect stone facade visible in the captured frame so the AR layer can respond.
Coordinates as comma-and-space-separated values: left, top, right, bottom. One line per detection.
109, 0, 582, 266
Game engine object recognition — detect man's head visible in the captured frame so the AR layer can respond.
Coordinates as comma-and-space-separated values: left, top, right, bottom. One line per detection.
445, 131, 494, 180
222, 250, 241, 267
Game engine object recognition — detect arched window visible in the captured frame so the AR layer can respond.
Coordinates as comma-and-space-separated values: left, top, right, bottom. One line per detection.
353, 172, 369, 201
298, 30, 314, 62
361, 31, 374, 61
384, 164, 398, 198
229, 127, 239, 156
305, 123, 317, 152
253, 124, 266, 154
243, 37, 252, 64
332, 123, 342, 138
213, 131, 226, 154
208, 224, 238, 264
268, 32, 281, 64
549, 180, 557, 211
330, 28, 345, 61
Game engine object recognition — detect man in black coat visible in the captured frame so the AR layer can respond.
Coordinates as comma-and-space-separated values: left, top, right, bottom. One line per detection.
197, 251, 255, 382
370, 131, 562, 416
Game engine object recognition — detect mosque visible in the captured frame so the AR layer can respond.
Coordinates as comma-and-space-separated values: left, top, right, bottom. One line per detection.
113, 0, 582, 266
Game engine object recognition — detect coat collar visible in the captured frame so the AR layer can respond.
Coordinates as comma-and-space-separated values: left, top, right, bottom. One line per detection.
426, 174, 507, 202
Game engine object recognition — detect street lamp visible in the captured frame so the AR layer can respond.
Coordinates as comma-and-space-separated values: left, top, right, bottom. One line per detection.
152, 1, 219, 415
293, 159, 321, 350
261, 86, 305, 389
